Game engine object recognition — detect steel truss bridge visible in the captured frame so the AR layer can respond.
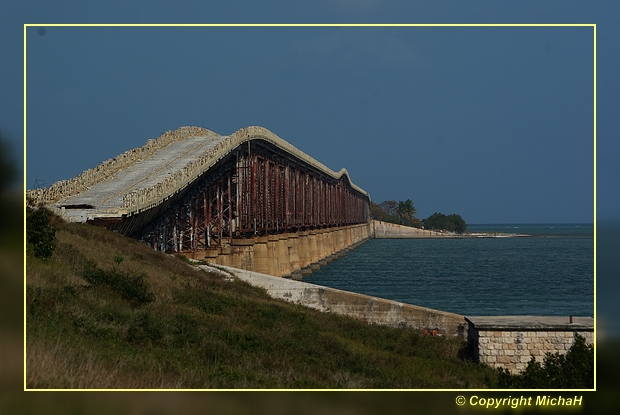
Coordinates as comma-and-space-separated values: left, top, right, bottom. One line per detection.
29, 126, 370, 253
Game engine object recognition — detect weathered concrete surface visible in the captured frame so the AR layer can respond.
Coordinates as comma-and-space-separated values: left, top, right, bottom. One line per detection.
54, 133, 225, 223
27, 126, 218, 209
372, 220, 449, 238
196, 223, 372, 279
371, 220, 531, 239
200, 264, 468, 338
466, 316, 594, 374
466, 316, 594, 331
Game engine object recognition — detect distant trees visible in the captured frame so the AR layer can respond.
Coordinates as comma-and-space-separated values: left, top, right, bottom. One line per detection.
370, 199, 467, 234
423, 212, 467, 234
396, 200, 417, 225
370, 199, 421, 228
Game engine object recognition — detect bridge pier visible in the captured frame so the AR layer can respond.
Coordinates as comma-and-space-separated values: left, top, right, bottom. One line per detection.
195, 223, 371, 278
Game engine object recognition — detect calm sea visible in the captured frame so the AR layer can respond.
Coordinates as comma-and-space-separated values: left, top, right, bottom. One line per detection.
304, 224, 594, 317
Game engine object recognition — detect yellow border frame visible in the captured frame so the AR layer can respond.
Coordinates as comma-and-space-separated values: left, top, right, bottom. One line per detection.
23, 23, 597, 395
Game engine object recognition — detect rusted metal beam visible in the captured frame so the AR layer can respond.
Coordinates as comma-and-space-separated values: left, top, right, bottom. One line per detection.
138, 140, 369, 252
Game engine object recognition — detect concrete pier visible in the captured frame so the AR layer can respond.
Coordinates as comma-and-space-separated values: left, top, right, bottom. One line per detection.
192, 223, 372, 278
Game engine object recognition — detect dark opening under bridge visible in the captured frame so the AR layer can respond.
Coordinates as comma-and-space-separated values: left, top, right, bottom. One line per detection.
28, 126, 373, 278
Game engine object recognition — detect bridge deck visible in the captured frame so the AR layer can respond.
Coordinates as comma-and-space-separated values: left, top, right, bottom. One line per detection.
58, 134, 226, 222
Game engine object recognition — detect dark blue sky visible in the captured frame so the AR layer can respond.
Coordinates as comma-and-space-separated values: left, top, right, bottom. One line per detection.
23, 25, 593, 224
2, 1, 617, 225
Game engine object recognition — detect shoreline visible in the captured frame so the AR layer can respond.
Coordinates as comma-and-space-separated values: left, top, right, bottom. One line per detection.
464, 231, 532, 238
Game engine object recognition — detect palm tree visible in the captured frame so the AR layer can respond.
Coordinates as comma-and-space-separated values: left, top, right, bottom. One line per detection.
396, 199, 417, 225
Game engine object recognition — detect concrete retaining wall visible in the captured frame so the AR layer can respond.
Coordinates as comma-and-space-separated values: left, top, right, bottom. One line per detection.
202, 264, 467, 338
371, 220, 447, 238
196, 223, 372, 279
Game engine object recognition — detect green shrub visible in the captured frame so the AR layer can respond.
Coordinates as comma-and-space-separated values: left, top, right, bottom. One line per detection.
126, 312, 163, 344
26, 204, 56, 258
81, 262, 154, 305
173, 313, 200, 347
423, 212, 467, 234
497, 333, 594, 388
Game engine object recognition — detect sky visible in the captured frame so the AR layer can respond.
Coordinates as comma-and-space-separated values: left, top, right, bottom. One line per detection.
22, 24, 595, 224
0, 1, 617, 226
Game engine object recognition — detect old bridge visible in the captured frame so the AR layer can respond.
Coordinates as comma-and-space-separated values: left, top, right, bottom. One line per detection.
28, 126, 373, 278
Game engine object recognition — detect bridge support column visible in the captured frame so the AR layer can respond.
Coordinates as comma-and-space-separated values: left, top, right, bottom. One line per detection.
218, 246, 231, 267
267, 235, 279, 277
316, 231, 328, 267
276, 235, 291, 277
230, 238, 255, 270
297, 231, 309, 267
253, 237, 270, 275
308, 231, 320, 270
335, 228, 345, 258
287, 234, 302, 280
345, 226, 353, 247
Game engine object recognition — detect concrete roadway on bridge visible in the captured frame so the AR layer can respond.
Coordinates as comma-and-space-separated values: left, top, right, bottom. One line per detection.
58, 134, 226, 222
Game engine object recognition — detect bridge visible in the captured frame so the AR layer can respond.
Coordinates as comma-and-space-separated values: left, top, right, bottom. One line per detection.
28, 126, 373, 278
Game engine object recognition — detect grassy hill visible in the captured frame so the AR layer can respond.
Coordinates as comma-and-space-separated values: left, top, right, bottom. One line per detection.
26, 216, 498, 389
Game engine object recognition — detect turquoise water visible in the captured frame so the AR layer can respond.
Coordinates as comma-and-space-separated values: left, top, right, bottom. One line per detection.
305, 224, 594, 317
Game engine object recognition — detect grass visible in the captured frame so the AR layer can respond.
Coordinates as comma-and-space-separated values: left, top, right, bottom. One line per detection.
26, 217, 500, 389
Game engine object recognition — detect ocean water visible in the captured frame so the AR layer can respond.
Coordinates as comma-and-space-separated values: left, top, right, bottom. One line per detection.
304, 224, 594, 317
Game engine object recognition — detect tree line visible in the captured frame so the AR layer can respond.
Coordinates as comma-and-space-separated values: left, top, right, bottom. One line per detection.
370, 199, 467, 234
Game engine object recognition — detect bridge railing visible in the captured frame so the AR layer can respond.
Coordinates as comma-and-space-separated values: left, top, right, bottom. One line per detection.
122, 126, 371, 216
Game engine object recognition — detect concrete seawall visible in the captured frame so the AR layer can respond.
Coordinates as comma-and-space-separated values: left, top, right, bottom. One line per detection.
372, 220, 450, 238
201, 264, 468, 338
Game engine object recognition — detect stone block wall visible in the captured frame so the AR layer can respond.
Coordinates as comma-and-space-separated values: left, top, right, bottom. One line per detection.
466, 317, 594, 374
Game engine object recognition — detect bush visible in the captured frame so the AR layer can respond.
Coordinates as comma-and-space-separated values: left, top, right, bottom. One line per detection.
26, 204, 56, 258
497, 333, 594, 388
173, 313, 200, 347
423, 212, 467, 234
81, 262, 155, 305
127, 312, 163, 344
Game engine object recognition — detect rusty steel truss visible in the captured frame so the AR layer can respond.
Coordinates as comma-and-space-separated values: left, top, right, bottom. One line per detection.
136, 139, 369, 252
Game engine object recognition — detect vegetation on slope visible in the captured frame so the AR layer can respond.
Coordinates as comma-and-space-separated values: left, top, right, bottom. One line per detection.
26, 216, 499, 389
